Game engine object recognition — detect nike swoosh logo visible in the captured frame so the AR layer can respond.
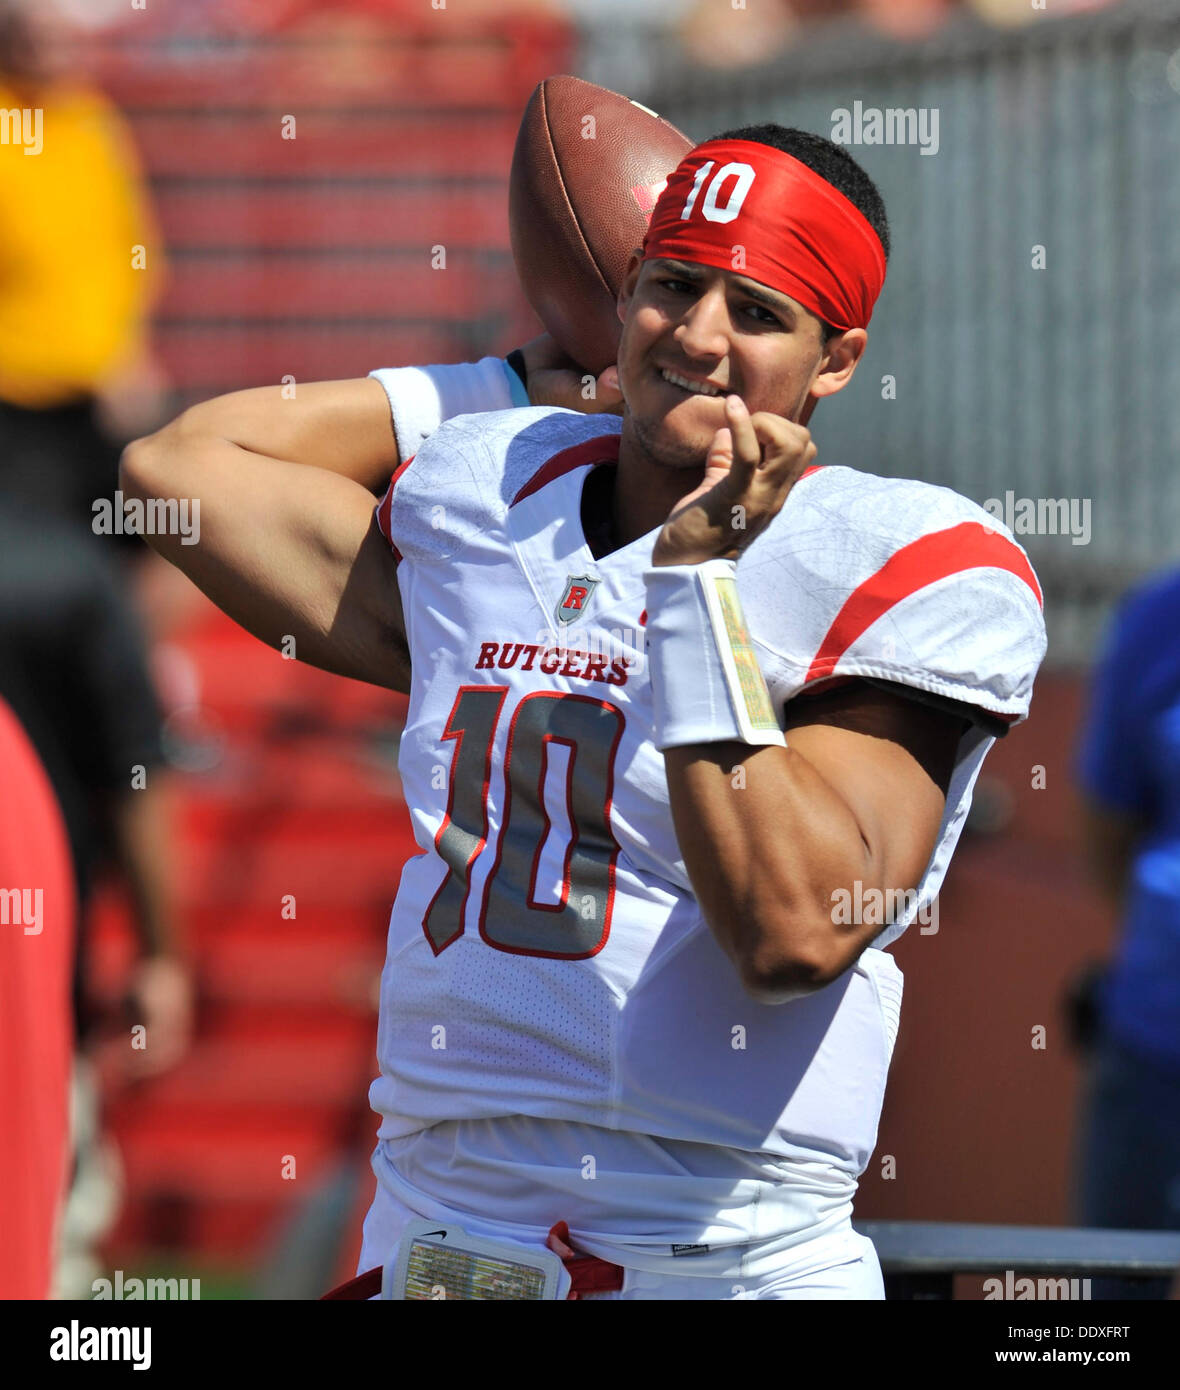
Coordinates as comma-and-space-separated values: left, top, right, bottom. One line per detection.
421, 1230, 447, 1239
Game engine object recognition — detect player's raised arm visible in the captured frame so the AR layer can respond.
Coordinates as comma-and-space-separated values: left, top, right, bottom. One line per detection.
160, 345, 619, 502
164, 377, 404, 493
119, 401, 410, 693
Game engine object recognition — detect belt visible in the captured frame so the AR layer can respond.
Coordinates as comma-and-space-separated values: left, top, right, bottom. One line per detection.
321, 1221, 625, 1300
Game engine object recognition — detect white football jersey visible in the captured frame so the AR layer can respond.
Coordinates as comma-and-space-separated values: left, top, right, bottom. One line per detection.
366, 404, 1046, 1265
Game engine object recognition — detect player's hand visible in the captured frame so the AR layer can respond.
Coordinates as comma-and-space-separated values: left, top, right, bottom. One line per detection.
520, 333, 624, 416
123, 955, 195, 1077
651, 395, 816, 567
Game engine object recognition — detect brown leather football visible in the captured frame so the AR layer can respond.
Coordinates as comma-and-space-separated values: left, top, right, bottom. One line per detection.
509, 75, 694, 376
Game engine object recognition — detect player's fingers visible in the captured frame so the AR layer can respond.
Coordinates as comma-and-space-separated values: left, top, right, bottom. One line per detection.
705, 425, 734, 472
519, 332, 579, 377
528, 366, 613, 415
724, 395, 761, 478
749, 412, 813, 477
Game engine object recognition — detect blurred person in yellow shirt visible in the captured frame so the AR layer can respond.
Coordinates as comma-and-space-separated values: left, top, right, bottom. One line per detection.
0, 0, 170, 528
0, 1, 190, 1298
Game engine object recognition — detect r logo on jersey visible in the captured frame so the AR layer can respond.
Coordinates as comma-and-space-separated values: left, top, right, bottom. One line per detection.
556, 575, 599, 626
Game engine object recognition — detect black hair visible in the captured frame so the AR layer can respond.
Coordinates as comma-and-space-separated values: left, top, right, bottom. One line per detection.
711, 123, 890, 342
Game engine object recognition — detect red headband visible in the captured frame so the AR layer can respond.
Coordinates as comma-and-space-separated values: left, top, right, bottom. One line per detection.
641, 139, 886, 332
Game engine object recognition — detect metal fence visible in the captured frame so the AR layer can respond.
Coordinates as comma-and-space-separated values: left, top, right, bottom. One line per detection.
583, 0, 1180, 665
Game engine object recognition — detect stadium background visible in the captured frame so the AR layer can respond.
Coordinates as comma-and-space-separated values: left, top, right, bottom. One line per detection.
24, 0, 1178, 1296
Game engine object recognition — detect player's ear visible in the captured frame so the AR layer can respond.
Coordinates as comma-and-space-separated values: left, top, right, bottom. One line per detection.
617, 249, 646, 325
809, 328, 868, 400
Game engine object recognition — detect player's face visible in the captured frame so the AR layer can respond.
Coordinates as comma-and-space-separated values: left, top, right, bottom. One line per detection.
615, 254, 850, 469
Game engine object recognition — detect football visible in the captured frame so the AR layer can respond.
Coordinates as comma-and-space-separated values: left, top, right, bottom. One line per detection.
509, 74, 694, 376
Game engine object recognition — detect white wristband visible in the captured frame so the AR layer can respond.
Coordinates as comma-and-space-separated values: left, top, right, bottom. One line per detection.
644, 560, 787, 751
369, 357, 528, 462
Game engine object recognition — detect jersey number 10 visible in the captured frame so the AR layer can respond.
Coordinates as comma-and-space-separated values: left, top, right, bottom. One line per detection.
423, 687, 625, 960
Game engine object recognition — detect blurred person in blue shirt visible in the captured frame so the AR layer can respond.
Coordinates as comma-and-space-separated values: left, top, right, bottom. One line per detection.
1073, 567, 1180, 1239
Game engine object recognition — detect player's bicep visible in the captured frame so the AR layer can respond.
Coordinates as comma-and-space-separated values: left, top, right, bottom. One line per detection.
179, 377, 399, 492
120, 429, 410, 692
209, 462, 410, 691
782, 681, 966, 893
300, 505, 411, 693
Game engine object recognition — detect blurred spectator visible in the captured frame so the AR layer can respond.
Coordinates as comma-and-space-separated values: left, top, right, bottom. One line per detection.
0, 0, 170, 534
0, 696, 75, 1300
0, 504, 188, 1062
679, 0, 798, 68
858, 0, 950, 41
967, 0, 1123, 28
1073, 568, 1180, 1255
0, 1, 191, 1293
0, 500, 193, 1296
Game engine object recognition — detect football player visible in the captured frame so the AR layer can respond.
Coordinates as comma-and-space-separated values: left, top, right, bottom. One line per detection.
122, 124, 1046, 1299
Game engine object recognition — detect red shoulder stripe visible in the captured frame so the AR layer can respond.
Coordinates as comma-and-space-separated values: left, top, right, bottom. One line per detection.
511, 434, 620, 508
376, 452, 415, 561
804, 521, 1043, 684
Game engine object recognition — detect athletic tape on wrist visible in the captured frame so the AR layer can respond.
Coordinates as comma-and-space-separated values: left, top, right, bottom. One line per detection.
644, 560, 787, 750
369, 357, 525, 462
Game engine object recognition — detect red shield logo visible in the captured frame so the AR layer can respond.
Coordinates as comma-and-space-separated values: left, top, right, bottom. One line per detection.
556, 575, 599, 626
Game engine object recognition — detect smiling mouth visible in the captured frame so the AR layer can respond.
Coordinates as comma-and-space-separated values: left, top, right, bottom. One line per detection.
658, 368, 726, 398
